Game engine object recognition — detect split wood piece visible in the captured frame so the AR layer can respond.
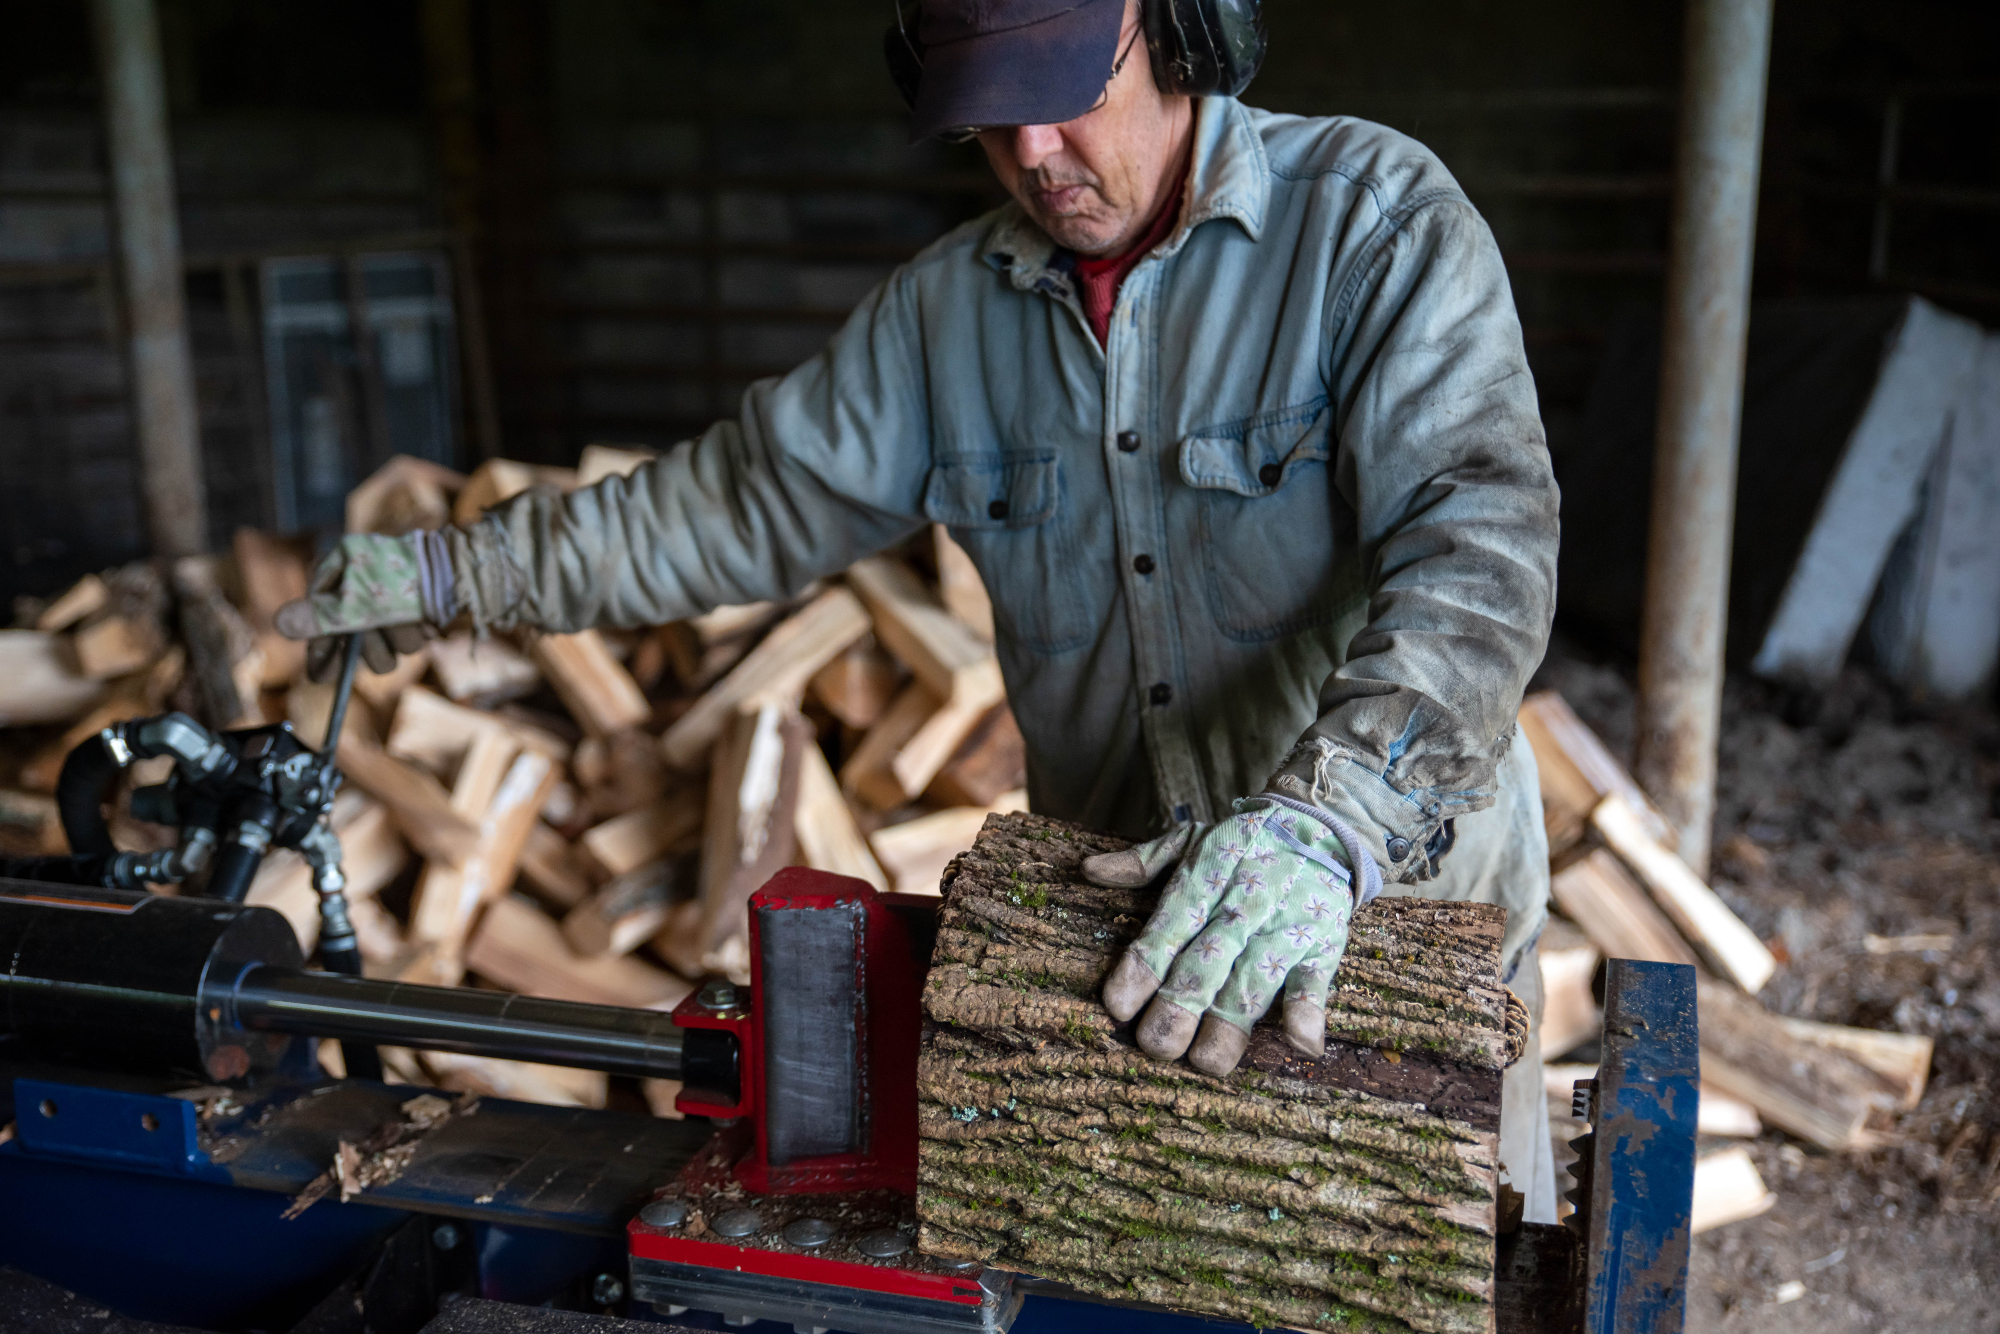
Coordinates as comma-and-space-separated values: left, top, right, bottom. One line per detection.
72, 614, 164, 680
841, 681, 940, 809
1689, 1147, 1776, 1234
1770, 1016, 1932, 1110
352, 648, 432, 715
658, 600, 788, 693
518, 822, 597, 911
1548, 848, 1701, 972
0, 630, 110, 727
386, 684, 572, 776
1517, 691, 1674, 849
846, 557, 1004, 706
573, 729, 673, 823
917, 812, 1508, 1334
430, 633, 541, 704
34, 573, 109, 632
886, 680, 1007, 808
575, 444, 658, 488
808, 636, 902, 730
660, 586, 871, 768
172, 558, 265, 729
528, 630, 650, 737
232, 529, 311, 686
336, 736, 482, 870
345, 455, 465, 535
0, 789, 66, 856
16, 650, 183, 791
869, 795, 1026, 897
1695, 977, 1902, 1151
288, 680, 380, 748
1537, 941, 1602, 1062
580, 795, 705, 880
660, 704, 808, 982
466, 894, 691, 1010
1696, 1088, 1763, 1139
344, 894, 406, 969
245, 796, 409, 951
419, 1051, 609, 1110
408, 740, 557, 954
451, 458, 578, 527
933, 524, 994, 642
641, 1079, 685, 1120
926, 704, 1026, 809
793, 741, 888, 893
562, 858, 686, 958
1593, 793, 1776, 993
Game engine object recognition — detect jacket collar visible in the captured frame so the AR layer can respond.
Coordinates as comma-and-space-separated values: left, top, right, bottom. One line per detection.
983, 96, 1268, 294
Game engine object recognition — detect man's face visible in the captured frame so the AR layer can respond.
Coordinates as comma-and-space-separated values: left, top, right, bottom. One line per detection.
975, 2, 1193, 257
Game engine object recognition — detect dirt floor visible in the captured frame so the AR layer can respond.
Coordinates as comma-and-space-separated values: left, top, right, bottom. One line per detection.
1531, 643, 2000, 1332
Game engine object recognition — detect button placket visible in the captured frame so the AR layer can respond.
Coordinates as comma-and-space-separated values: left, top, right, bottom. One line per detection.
1102, 259, 1205, 821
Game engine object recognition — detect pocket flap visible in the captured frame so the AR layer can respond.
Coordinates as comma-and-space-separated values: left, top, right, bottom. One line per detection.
1179, 397, 1332, 497
923, 454, 1061, 529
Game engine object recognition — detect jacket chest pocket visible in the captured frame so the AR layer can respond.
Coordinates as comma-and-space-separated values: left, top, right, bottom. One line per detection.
923, 453, 1095, 655
1180, 398, 1365, 643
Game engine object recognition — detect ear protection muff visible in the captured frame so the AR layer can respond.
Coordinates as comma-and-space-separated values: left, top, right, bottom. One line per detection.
885, 2, 927, 111
884, 0, 1265, 114
1139, 0, 1265, 98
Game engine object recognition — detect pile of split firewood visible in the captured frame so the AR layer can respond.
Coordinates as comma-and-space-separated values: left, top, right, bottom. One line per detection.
1518, 694, 1935, 1232
0, 446, 1024, 1114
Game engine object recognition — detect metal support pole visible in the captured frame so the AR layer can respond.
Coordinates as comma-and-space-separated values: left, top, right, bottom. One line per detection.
1634, 0, 1775, 878
93, 0, 208, 557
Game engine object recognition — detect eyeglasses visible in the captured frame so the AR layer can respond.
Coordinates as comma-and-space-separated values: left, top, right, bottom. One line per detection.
941, 26, 1145, 144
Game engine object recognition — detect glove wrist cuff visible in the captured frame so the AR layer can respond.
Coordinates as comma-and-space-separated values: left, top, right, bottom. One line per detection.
413, 529, 456, 626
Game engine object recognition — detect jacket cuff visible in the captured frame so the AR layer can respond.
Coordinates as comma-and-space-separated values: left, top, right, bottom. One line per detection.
449, 517, 530, 632
1265, 737, 1479, 885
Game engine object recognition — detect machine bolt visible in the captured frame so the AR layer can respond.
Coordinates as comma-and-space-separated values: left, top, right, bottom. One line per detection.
639, 1198, 690, 1228
782, 1217, 835, 1249
698, 979, 740, 1011
591, 1273, 625, 1306
712, 1207, 764, 1238
432, 1223, 461, 1251
855, 1229, 911, 1259
1572, 1082, 1595, 1123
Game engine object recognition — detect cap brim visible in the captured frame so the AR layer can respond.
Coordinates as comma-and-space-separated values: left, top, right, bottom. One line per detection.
909, 0, 1126, 142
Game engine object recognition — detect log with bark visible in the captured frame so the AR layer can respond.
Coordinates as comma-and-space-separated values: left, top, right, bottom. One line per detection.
916, 812, 1511, 1334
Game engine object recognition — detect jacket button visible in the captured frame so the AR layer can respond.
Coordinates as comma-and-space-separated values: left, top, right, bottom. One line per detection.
987, 499, 1009, 521
1386, 837, 1412, 862
1259, 463, 1283, 487
1132, 554, 1155, 575
1116, 431, 1142, 453
1149, 682, 1173, 706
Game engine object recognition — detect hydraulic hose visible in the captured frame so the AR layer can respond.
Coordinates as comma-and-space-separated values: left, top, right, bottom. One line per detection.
53, 732, 121, 857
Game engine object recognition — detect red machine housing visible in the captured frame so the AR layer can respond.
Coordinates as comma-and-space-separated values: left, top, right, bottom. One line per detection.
668, 867, 925, 1194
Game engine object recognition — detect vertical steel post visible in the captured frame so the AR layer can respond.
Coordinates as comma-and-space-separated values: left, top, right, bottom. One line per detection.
93, 0, 208, 558
1634, 0, 1776, 878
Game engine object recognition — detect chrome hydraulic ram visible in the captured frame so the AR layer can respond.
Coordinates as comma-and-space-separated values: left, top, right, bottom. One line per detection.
0, 880, 737, 1099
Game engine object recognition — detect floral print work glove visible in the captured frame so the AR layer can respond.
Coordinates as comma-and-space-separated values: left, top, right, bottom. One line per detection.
1082, 795, 1383, 1076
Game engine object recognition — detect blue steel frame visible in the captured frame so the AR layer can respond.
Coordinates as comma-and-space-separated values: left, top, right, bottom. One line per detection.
1, 962, 1700, 1334
1574, 958, 1700, 1334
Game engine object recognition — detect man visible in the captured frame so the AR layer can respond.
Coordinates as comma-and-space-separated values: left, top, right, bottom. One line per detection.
279, 0, 1561, 1219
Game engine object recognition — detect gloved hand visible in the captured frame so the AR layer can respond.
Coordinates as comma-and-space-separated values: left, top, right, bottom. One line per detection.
1084, 795, 1382, 1076
273, 531, 456, 679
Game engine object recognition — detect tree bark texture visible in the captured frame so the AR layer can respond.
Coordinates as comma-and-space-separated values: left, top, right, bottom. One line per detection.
917, 813, 1511, 1334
